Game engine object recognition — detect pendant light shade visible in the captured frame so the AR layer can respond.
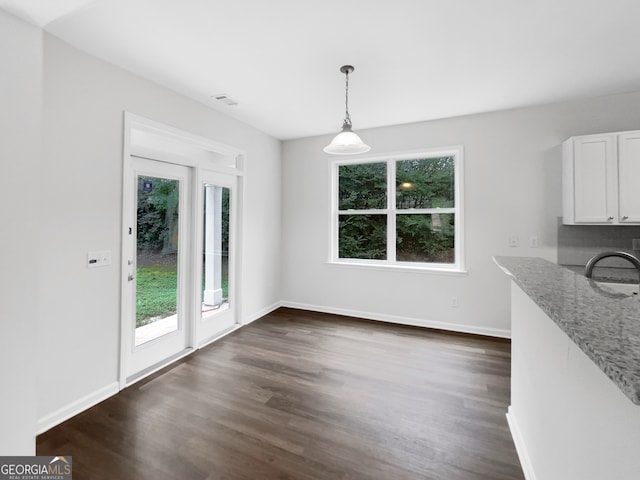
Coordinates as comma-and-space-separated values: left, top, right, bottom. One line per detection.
323, 65, 370, 155
323, 123, 371, 155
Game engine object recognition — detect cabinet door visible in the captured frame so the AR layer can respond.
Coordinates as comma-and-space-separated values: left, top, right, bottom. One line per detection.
573, 135, 617, 223
618, 132, 640, 223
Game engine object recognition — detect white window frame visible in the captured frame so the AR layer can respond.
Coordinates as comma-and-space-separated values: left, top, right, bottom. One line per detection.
329, 146, 465, 274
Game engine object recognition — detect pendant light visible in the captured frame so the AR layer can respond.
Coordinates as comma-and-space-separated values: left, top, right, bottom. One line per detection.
323, 65, 371, 155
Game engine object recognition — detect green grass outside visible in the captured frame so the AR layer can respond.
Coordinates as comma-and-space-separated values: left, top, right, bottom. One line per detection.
136, 265, 178, 327
136, 264, 229, 328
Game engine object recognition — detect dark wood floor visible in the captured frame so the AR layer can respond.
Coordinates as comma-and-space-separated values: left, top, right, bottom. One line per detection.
37, 308, 524, 480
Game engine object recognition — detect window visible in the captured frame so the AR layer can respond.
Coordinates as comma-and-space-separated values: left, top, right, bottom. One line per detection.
331, 147, 464, 271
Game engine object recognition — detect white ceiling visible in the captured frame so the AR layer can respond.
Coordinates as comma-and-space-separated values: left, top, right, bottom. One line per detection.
4, 0, 640, 140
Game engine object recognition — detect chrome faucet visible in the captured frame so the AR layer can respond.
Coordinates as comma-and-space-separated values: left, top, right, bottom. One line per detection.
584, 251, 640, 283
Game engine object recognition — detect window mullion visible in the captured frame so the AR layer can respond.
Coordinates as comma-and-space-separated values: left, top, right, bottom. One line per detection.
388, 158, 396, 263
337, 209, 388, 215
396, 208, 456, 214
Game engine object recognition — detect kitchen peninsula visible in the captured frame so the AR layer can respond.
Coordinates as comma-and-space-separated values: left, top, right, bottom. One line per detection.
495, 256, 640, 480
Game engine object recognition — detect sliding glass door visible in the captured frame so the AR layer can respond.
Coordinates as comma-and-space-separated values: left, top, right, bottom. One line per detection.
121, 113, 244, 386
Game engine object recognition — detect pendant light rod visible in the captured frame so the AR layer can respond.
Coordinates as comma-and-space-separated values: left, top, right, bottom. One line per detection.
340, 65, 354, 128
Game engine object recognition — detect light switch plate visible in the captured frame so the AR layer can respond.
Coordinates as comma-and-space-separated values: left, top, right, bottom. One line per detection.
88, 250, 111, 268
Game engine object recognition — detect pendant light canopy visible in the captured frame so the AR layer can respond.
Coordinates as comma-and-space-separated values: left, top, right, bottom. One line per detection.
323, 65, 371, 155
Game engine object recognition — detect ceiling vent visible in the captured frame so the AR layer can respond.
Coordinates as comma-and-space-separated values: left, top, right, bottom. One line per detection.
212, 94, 238, 106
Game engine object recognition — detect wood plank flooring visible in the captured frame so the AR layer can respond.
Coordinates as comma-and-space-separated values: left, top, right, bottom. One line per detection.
37, 308, 524, 479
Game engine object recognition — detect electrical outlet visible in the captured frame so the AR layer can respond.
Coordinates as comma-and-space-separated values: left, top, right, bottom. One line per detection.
633, 239, 640, 250
529, 236, 538, 248
451, 297, 459, 308
509, 235, 519, 247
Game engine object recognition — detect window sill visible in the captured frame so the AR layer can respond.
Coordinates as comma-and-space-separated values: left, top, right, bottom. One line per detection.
326, 261, 468, 276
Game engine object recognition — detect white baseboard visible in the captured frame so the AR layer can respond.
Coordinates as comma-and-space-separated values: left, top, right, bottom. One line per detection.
37, 381, 119, 435
242, 301, 282, 325
280, 301, 511, 338
506, 406, 536, 480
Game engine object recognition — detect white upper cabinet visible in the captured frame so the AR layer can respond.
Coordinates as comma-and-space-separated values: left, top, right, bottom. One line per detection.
563, 131, 640, 225
618, 131, 640, 223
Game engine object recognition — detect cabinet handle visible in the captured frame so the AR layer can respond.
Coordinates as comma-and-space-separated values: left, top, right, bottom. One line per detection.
608, 216, 614, 221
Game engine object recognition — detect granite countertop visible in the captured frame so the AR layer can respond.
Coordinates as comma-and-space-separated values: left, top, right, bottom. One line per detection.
494, 256, 640, 405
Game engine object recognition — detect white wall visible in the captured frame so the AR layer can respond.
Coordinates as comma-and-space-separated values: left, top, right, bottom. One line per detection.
281, 92, 640, 335
36, 34, 281, 428
0, 10, 42, 454
6, 3, 640, 449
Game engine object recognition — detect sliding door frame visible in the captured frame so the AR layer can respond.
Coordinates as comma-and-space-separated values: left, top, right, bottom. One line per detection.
120, 112, 245, 389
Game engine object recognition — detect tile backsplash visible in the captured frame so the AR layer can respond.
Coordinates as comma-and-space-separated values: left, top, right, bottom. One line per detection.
557, 218, 640, 275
